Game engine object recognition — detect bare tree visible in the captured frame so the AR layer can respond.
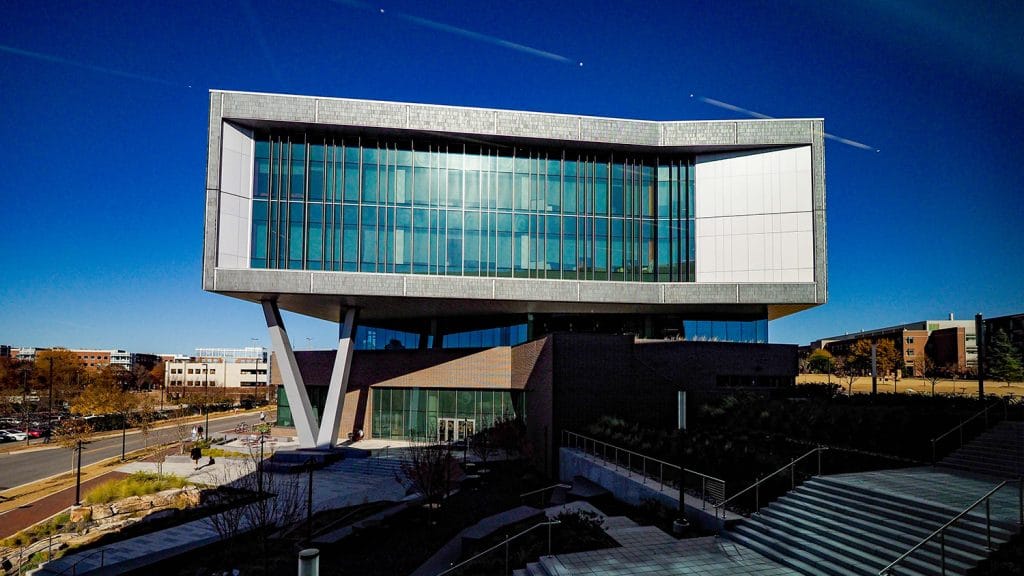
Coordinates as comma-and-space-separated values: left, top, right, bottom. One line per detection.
917, 354, 945, 396
469, 427, 496, 471
398, 441, 458, 524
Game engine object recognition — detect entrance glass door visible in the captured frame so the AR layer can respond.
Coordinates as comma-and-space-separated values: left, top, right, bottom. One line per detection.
437, 418, 475, 442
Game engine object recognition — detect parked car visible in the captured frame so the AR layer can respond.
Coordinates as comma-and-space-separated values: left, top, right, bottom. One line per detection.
0, 429, 29, 442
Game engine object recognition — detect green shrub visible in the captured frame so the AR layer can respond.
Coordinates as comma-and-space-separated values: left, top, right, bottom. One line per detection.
84, 472, 189, 505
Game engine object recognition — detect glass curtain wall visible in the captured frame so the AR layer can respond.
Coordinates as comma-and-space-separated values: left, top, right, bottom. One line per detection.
251, 133, 695, 281
371, 387, 525, 440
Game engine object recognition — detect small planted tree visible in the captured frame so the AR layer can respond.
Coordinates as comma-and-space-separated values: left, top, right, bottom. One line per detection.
834, 356, 858, 396
54, 418, 94, 471
398, 441, 458, 524
988, 329, 1024, 386
469, 427, 496, 472
806, 349, 835, 379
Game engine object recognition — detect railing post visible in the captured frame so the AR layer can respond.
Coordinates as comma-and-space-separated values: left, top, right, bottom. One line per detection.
932, 439, 936, 465
791, 459, 795, 489
817, 446, 822, 476
702, 477, 707, 510
660, 462, 664, 490
959, 420, 963, 448
505, 534, 509, 576
755, 476, 760, 513
940, 530, 946, 576
627, 452, 631, 477
548, 521, 552, 557
986, 498, 992, 550
643, 457, 646, 481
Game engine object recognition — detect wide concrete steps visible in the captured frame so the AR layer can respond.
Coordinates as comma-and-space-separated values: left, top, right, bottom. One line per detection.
938, 421, 1024, 478
725, 470, 1021, 576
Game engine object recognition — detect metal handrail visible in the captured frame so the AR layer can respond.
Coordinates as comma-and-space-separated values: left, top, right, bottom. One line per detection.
435, 519, 561, 576
714, 446, 827, 518
520, 483, 571, 501
878, 479, 1022, 575
52, 545, 107, 576
562, 430, 725, 507
931, 398, 1005, 463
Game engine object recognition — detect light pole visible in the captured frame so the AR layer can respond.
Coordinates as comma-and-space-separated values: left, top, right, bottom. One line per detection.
251, 338, 260, 402
202, 362, 210, 440
47, 357, 54, 438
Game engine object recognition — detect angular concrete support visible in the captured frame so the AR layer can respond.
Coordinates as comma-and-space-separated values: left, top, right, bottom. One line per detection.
263, 300, 319, 448
316, 308, 357, 449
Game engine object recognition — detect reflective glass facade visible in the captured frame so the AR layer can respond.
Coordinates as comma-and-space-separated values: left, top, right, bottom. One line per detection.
371, 387, 525, 440
352, 323, 528, 350
251, 133, 695, 281
683, 318, 768, 343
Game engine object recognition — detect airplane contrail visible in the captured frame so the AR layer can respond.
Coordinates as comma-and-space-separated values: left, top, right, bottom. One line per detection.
692, 94, 878, 152
0, 44, 183, 87
329, 0, 581, 66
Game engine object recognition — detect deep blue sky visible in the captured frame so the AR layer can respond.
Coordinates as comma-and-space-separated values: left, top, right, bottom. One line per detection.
1, 0, 1021, 354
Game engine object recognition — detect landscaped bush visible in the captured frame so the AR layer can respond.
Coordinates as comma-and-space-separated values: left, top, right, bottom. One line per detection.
84, 472, 189, 505
1, 512, 78, 548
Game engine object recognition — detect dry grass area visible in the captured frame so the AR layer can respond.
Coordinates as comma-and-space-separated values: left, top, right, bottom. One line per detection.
798, 374, 1024, 397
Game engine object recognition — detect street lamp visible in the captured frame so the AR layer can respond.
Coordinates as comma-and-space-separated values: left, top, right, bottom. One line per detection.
202, 362, 210, 440
251, 338, 260, 401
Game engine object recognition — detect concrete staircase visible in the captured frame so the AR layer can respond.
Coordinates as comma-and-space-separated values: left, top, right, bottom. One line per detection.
723, 419, 1024, 575
725, 470, 1020, 575
938, 421, 1024, 478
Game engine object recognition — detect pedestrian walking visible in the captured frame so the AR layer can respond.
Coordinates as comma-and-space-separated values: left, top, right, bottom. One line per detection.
190, 425, 198, 442
190, 445, 202, 469
259, 410, 266, 423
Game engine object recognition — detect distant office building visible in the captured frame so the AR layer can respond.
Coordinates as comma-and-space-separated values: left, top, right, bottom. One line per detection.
164, 359, 270, 388
0, 345, 11, 358
812, 315, 977, 375
14, 348, 46, 362
983, 312, 1024, 355
194, 346, 268, 363
204, 90, 827, 457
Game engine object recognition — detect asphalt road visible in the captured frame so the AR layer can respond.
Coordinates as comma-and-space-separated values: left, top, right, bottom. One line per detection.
0, 411, 272, 490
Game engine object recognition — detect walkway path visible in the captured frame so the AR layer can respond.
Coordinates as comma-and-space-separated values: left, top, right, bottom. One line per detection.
30, 450, 409, 575
515, 501, 796, 576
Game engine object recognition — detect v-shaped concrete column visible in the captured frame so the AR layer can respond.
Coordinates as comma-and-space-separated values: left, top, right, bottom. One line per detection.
263, 300, 319, 447
316, 308, 357, 449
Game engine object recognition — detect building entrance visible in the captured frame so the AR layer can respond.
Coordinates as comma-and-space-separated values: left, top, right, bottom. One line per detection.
437, 418, 475, 443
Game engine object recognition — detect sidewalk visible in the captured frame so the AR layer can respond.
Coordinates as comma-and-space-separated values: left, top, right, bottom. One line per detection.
31, 447, 409, 575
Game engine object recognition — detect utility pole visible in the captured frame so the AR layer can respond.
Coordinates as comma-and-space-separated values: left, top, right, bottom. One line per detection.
203, 362, 210, 440
976, 313, 985, 400
307, 458, 314, 542
48, 357, 54, 437
871, 339, 878, 395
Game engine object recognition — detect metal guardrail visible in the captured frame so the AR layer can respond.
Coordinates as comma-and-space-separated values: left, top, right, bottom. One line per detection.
713, 446, 827, 519
931, 398, 1006, 464
519, 483, 571, 506
435, 519, 561, 576
879, 479, 1024, 575
51, 545, 107, 576
561, 430, 726, 509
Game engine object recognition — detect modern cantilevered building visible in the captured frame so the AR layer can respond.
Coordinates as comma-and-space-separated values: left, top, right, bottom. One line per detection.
203, 90, 827, 455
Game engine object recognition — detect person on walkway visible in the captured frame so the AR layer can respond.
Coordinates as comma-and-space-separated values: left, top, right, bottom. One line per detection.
190, 425, 198, 442
259, 410, 266, 423
190, 445, 202, 470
